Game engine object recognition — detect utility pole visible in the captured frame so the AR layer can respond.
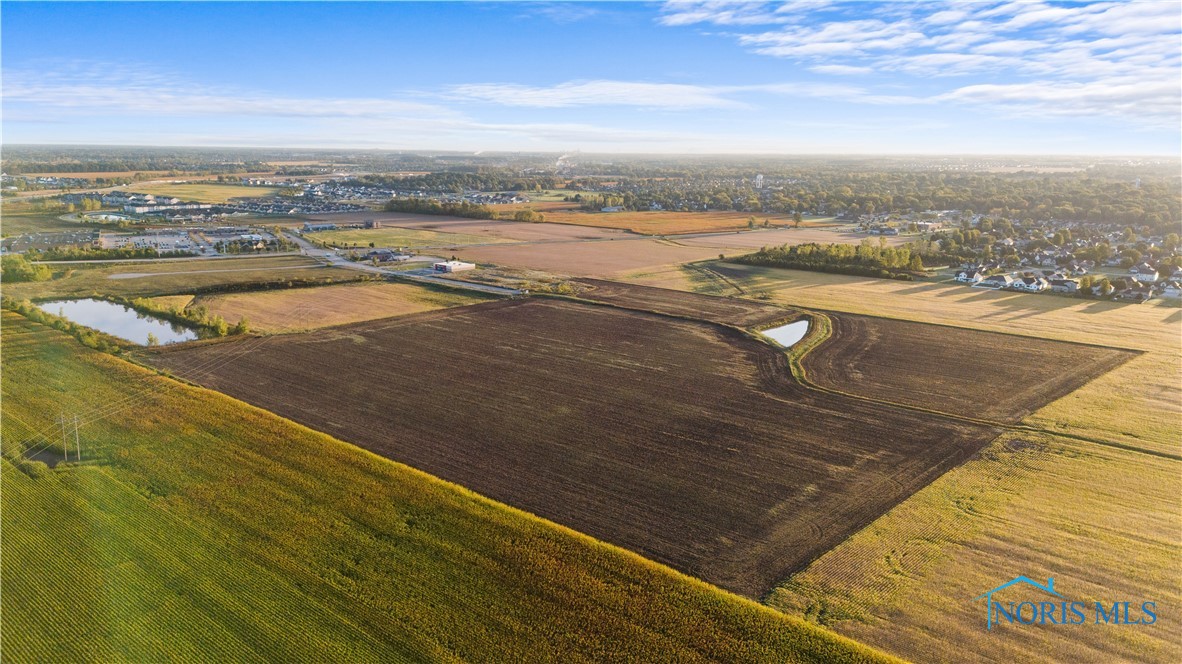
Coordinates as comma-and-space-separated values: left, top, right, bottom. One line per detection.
59, 411, 69, 462
74, 415, 81, 461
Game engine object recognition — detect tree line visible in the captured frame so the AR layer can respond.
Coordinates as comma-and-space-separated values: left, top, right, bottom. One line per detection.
383, 197, 497, 219
732, 240, 923, 280
358, 170, 560, 194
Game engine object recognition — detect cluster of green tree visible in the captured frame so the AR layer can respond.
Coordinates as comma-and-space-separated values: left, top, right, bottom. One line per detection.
1076, 275, 1112, 295
383, 197, 497, 219
357, 169, 559, 194
184, 275, 373, 297
118, 296, 247, 338
569, 193, 629, 211
213, 239, 291, 255
513, 209, 546, 222
26, 247, 196, 261
1, 296, 124, 354
732, 240, 923, 280
63, 198, 105, 212
1, 255, 52, 282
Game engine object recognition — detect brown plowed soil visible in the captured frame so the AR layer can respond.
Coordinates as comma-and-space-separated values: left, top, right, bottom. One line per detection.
149, 298, 1002, 597
801, 313, 1139, 422
574, 278, 795, 327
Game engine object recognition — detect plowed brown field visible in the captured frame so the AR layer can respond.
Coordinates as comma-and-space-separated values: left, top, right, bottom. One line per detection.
150, 298, 1002, 597
573, 278, 794, 327
801, 313, 1139, 422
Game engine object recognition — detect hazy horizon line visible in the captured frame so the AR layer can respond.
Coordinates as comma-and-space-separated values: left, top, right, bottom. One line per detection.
3, 143, 1179, 160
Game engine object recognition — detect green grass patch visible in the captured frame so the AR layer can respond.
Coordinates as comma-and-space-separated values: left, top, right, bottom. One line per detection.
3, 256, 362, 301
132, 183, 283, 203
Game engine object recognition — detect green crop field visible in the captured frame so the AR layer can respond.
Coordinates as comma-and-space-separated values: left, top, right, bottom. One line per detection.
309, 226, 516, 249
132, 182, 282, 203
4, 256, 363, 301
0, 313, 896, 663
1, 209, 98, 236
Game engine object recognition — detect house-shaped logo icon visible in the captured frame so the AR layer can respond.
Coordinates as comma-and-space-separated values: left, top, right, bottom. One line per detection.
974, 576, 1063, 630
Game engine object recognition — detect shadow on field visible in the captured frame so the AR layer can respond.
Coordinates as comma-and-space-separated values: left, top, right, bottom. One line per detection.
890, 282, 947, 296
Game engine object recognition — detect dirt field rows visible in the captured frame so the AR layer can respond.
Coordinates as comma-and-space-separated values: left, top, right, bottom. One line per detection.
500, 205, 834, 235
293, 211, 629, 242
453, 239, 726, 277
149, 298, 1000, 598
671, 228, 907, 250
802, 313, 1138, 422
573, 278, 795, 327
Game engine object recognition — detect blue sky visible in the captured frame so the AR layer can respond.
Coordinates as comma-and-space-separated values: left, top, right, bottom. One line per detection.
3, 1, 1179, 154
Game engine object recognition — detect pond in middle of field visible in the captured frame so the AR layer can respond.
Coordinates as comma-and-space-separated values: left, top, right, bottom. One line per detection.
39, 298, 198, 345
760, 319, 810, 348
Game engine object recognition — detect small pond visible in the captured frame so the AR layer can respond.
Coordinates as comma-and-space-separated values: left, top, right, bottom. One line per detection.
39, 298, 198, 345
760, 319, 810, 348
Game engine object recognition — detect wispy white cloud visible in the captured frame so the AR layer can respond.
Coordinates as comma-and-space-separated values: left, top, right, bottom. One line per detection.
526, 2, 602, 25
449, 80, 751, 109
659, 1, 791, 26
0, 63, 709, 150
3, 65, 453, 119
448, 79, 925, 108
656, 0, 1182, 125
809, 64, 872, 75
939, 77, 1182, 127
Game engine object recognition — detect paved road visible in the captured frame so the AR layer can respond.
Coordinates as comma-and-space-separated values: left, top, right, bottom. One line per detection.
32, 252, 302, 265
279, 229, 524, 296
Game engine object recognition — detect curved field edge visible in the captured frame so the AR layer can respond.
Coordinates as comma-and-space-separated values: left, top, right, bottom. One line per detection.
0, 313, 898, 664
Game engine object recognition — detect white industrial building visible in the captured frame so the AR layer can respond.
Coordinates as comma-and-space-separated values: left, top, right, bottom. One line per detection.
433, 260, 476, 273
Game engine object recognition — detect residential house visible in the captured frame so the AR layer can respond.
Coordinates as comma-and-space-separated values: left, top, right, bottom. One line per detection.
975, 274, 1013, 289
1129, 263, 1159, 282
1156, 281, 1182, 299
1015, 276, 1050, 292
1116, 285, 1154, 303
1091, 282, 1115, 297
1049, 279, 1079, 294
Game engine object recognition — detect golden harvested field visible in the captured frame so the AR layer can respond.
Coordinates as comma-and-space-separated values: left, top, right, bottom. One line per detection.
451, 229, 898, 278
623, 261, 1181, 663
454, 238, 727, 277
766, 431, 1181, 663
513, 207, 837, 235
145, 294, 196, 310
298, 211, 629, 242
192, 281, 493, 332
133, 182, 282, 203
671, 228, 907, 250
308, 227, 516, 249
